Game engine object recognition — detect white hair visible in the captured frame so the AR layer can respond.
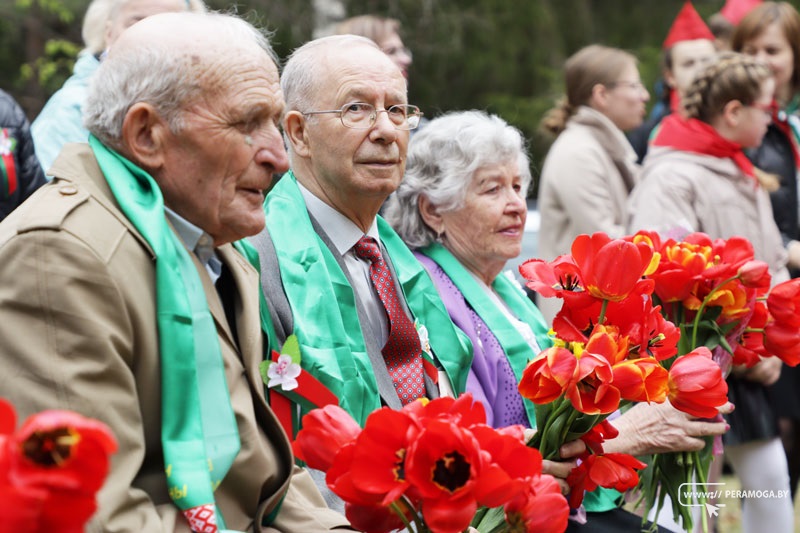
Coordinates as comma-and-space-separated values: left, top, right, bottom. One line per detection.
84, 11, 276, 150
384, 110, 532, 249
81, 0, 207, 55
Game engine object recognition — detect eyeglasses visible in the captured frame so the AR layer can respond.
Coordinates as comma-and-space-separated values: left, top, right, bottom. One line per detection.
747, 101, 777, 117
302, 102, 423, 130
608, 80, 647, 91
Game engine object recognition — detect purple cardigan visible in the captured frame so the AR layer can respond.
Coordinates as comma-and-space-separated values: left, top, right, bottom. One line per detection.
416, 253, 528, 428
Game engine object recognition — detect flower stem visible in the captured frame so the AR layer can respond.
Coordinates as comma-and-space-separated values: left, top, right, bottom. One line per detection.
598, 299, 609, 325
691, 275, 737, 348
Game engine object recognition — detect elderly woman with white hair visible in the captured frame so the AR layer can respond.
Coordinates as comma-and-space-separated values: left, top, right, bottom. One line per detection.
385, 110, 545, 429
385, 110, 731, 527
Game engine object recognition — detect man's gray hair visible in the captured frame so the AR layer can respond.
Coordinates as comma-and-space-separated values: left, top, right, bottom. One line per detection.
83, 11, 276, 150
281, 34, 380, 114
384, 110, 532, 249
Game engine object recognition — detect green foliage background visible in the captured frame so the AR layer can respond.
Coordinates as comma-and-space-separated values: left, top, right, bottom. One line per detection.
3, 0, 800, 194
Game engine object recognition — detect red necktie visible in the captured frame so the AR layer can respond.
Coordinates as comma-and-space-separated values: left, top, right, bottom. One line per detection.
354, 236, 425, 405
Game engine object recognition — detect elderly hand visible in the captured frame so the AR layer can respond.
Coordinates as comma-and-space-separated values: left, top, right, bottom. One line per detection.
603, 400, 733, 456
744, 356, 782, 386
523, 428, 585, 495
541, 439, 586, 495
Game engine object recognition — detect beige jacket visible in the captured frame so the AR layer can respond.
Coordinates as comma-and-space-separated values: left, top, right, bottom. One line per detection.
628, 145, 789, 282
537, 106, 640, 320
0, 144, 350, 532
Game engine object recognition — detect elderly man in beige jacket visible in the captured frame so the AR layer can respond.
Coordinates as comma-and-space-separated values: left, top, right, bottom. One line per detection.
0, 11, 350, 533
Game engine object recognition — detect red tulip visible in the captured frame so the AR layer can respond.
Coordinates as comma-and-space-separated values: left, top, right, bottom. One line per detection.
698, 279, 753, 321
405, 419, 486, 533
733, 300, 768, 367
667, 348, 729, 418
764, 322, 800, 367
344, 500, 413, 533
565, 453, 646, 509
579, 419, 619, 455
349, 408, 420, 505
703, 235, 757, 280
411, 393, 487, 429
504, 474, 569, 533
293, 404, 362, 471
737, 261, 771, 289
584, 325, 631, 365
612, 358, 669, 404
647, 235, 714, 303
767, 279, 800, 328
518, 347, 576, 404
566, 352, 620, 415
519, 255, 584, 299
0, 400, 117, 533
470, 424, 542, 507
571, 233, 656, 302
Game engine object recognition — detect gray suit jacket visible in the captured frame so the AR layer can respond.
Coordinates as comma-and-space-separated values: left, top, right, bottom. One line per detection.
250, 214, 439, 412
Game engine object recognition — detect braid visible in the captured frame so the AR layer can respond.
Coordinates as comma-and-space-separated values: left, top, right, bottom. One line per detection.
683, 52, 772, 122
540, 97, 574, 137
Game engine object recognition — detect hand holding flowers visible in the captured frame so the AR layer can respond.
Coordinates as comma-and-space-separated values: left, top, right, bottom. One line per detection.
520, 231, 800, 532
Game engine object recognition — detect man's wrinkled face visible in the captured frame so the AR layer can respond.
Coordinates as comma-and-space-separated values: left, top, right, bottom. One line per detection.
300, 46, 410, 206
156, 52, 289, 245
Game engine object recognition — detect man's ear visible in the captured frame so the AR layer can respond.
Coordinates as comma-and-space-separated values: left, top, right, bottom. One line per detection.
120, 103, 169, 171
283, 110, 311, 158
721, 99, 744, 128
419, 194, 444, 234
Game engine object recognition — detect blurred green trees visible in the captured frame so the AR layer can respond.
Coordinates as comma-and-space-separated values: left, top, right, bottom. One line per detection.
2, 0, 798, 192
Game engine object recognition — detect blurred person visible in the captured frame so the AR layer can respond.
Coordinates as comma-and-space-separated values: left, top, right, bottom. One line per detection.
333, 15, 412, 79
734, 0, 800, 500
0, 89, 46, 221
710, 0, 764, 51
385, 109, 728, 532
629, 1, 717, 163
250, 35, 471, 431
628, 52, 794, 533
536, 44, 649, 323
0, 11, 352, 531
31, 0, 205, 175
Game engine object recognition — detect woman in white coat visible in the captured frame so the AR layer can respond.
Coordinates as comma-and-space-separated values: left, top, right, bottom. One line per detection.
537, 44, 650, 322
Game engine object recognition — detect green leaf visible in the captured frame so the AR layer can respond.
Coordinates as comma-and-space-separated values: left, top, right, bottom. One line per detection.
282, 334, 301, 364
259, 359, 271, 386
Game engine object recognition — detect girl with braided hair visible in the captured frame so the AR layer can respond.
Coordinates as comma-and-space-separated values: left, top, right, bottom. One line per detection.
734, 1, 800, 502
628, 52, 794, 532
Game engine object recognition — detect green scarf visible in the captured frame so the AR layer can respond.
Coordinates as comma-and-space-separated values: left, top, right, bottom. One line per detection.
420, 243, 620, 513
419, 243, 550, 427
264, 172, 472, 426
90, 136, 240, 528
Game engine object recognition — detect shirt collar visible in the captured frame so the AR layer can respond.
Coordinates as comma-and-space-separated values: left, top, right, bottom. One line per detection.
164, 206, 221, 280
297, 181, 380, 254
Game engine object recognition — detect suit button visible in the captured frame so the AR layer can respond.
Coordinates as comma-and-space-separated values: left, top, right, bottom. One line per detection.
59, 184, 78, 195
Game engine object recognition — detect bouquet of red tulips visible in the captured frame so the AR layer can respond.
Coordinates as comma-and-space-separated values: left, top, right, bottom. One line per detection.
292, 394, 570, 533
0, 398, 118, 532
521, 231, 800, 532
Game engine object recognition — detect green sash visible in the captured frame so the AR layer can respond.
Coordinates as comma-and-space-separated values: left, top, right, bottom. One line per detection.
90, 136, 240, 528
419, 243, 550, 427
264, 172, 472, 426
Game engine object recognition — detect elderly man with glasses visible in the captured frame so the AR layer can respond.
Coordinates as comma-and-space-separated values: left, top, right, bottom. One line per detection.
250, 35, 472, 439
